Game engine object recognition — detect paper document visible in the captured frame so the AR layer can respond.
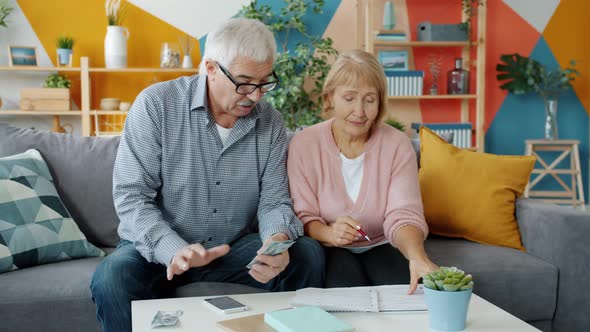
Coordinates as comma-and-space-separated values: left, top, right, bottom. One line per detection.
344, 239, 389, 254
291, 285, 426, 313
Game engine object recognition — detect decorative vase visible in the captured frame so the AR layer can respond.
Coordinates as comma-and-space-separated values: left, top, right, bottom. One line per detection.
104, 25, 129, 68
383, 1, 395, 30
56, 48, 72, 66
544, 95, 559, 140
182, 55, 193, 69
424, 287, 472, 331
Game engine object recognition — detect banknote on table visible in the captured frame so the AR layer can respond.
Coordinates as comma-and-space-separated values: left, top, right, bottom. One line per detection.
246, 240, 296, 269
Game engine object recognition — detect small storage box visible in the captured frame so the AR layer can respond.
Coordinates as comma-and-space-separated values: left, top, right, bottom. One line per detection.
20, 88, 71, 111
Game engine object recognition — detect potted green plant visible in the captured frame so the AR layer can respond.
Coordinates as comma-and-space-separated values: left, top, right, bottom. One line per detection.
0, 0, 14, 109
0, 0, 13, 28
423, 266, 474, 331
240, 0, 338, 130
385, 118, 406, 132
496, 53, 579, 140
57, 35, 75, 66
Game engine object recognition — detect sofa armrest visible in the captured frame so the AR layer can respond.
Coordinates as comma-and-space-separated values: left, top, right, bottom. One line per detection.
516, 198, 590, 331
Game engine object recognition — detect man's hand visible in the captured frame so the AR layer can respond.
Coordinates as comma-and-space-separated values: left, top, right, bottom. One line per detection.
167, 243, 230, 281
327, 216, 360, 247
249, 233, 290, 284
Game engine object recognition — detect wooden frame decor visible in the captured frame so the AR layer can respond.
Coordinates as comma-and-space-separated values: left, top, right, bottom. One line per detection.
378, 50, 408, 72
8, 46, 39, 67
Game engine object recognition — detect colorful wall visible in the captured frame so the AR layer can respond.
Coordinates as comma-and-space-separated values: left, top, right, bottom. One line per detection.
0, 0, 588, 199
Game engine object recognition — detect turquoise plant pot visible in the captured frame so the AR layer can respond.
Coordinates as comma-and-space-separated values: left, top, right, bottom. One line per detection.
57, 48, 72, 65
424, 287, 472, 331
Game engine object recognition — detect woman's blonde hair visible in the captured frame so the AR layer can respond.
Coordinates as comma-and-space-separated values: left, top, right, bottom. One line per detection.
322, 49, 388, 124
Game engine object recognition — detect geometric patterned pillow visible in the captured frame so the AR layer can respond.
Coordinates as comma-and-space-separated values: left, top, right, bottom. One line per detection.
0, 149, 104, 273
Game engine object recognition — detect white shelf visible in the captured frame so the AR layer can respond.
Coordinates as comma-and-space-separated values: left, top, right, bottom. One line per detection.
0, 110, 82, 115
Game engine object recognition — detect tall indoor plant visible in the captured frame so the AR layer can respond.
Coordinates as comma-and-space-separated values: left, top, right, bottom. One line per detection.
240, 0, 338, 129
496, 53, 579, 140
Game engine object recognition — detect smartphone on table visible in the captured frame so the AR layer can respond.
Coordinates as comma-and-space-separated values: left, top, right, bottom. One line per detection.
203, 296, 248, 314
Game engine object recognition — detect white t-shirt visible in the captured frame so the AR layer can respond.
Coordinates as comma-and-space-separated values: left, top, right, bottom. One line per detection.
216, 124, 232, 146
340, 152, 364, 203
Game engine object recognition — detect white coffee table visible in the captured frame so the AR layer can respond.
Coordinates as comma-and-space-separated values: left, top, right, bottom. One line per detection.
132, 291, 540, 331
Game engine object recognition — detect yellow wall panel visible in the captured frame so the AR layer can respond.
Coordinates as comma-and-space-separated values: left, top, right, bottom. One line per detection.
18, 0, 200, 131
543, 0, 590, 113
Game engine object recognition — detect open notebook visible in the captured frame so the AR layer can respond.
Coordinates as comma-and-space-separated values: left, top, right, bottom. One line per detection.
291, 285, 427, 312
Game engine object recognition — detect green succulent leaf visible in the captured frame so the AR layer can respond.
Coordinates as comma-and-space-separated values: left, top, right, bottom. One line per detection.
443, 284, 460, 291
424, 267, 474, 292
423, 279, 437, 290
435, 279, 445, 290
460, 281, 474, 291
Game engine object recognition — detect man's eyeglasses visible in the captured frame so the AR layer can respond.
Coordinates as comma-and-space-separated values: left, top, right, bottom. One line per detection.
217, 63, 279, 95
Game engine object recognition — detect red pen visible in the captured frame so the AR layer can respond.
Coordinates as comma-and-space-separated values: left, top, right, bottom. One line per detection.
356, 225, 371, 241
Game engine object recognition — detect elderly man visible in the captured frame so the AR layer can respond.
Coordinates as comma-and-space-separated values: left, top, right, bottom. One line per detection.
90, 18, 324, 332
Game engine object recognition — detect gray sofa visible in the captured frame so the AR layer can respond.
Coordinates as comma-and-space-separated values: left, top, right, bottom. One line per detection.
0, 123, 588, 332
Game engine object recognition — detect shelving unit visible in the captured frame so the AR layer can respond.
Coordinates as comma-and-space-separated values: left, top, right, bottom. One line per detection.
0, 56, 197, 136
360, 0, 487, 151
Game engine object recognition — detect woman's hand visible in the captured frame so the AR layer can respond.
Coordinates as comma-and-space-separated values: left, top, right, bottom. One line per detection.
408, 256, 438, 294
327, 216, 360, 247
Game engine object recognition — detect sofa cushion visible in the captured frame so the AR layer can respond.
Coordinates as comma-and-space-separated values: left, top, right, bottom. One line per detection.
419, 126, 536, 250
0, 253, 264, 332
425, 237, 557, 323
0, 149, 105, 273
0, 124, 121, 247
0, 255, 105, 332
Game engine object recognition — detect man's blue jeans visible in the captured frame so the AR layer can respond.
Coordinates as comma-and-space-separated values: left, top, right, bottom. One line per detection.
90, 234, 324, 332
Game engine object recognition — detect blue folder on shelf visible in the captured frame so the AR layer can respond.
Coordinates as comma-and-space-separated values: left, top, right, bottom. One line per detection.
264, 306, 354, 332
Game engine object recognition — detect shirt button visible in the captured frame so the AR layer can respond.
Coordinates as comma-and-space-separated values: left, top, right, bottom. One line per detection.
213, 208, 217, 213
216, 181, 221, 185
208, 237, 213, 241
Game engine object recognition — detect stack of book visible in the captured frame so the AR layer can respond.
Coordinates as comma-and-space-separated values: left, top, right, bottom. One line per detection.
411, 123, 473, 148
374, 30, 407, 41
385, 71, 424, 96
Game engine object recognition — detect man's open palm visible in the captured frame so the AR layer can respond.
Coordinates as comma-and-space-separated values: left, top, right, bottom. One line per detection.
167, 243, 230, 280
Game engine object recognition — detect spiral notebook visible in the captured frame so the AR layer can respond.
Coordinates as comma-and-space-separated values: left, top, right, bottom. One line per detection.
290, 285, 426, 313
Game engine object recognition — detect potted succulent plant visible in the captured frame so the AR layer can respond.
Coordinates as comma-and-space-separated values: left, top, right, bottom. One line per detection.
423, 266, 474, 331
57, 35, 75, 66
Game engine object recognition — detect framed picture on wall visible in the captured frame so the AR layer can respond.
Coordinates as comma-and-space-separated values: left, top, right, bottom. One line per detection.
378, 50, 409, 71
8, 46, 39, 67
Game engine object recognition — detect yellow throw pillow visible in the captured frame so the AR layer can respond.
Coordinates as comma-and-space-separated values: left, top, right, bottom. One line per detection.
418, 127, 536, 250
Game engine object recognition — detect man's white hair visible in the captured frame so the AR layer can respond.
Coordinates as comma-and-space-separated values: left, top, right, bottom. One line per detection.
199, 18, 277, 74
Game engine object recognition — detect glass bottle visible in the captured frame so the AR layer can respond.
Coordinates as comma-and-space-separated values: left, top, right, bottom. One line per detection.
447, 58, 469, 94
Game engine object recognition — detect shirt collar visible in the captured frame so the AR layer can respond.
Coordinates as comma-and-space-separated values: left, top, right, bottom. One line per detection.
190, 75, 208, 111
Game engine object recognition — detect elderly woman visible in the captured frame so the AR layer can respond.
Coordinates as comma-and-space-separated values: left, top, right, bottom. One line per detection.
287, 50, 437, 293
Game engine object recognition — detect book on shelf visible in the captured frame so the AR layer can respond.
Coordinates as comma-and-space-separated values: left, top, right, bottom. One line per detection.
374, 29, 408, 41
385, 70, 424, 97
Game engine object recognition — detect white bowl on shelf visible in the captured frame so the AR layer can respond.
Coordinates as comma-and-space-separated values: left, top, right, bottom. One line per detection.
100, 98, 120, 110
119, 101, 131, 112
